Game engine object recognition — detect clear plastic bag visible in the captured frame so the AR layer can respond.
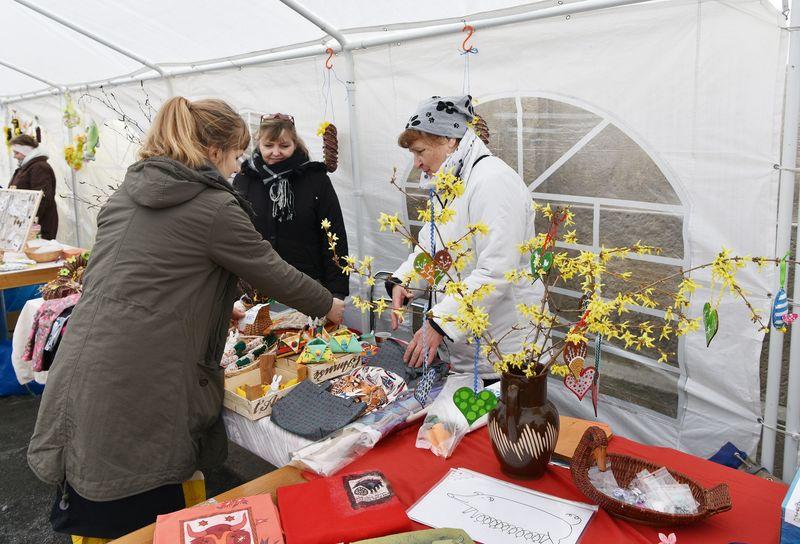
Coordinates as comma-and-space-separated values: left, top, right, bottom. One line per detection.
416, 375, 494, 458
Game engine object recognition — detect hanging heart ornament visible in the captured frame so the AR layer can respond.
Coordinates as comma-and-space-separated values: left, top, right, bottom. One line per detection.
703, 302, 719, 347
564, 340, 588, 379
530, 247, 554, 277
414, 252, 433, 273
433, 249, 453, 272
564, 367, 596, 401
453, 387, 498, 425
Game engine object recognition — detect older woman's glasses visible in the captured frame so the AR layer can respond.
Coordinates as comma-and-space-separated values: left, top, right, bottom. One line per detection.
260, 113, 295, 125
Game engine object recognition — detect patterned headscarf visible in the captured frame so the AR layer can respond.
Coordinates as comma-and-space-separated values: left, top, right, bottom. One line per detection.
405, 95, 476, 139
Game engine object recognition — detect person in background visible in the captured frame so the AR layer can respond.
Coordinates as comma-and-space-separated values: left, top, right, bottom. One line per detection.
27, 97, 345, 542
386, 95, 542, 383
9, 133, 59, 239
233, 114, 349, 300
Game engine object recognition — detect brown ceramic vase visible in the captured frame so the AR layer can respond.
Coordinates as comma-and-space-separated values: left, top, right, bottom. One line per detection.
488, 367, 559, 479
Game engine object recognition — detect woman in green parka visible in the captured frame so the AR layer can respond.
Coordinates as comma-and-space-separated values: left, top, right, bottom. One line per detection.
27, 96, 345, 541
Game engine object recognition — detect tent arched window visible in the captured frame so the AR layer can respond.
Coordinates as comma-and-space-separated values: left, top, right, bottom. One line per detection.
403, 94, 689, 419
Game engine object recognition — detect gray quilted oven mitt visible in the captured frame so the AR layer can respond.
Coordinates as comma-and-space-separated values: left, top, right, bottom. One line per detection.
271, 380, 367, 440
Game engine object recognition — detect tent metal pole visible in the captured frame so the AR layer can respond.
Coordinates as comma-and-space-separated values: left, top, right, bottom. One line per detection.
2, 104, 12, 182
277, 0, 348, 47
341, 48, 369, 331
762, 9, 800, 472
780, 3, 800, 480
13, 0, 167, 79
2, 0, 656, 105
61, 92, 82, 248
276, 0, 368, 328
346, 0, 653, 50
0, 43, 332, 105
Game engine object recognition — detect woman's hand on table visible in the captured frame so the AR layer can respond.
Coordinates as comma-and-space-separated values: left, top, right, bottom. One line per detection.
404, 321, 443, 368
326, 297, 345, 325
390, 284, 414, 330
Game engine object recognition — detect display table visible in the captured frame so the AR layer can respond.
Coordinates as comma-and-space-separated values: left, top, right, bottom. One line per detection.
339, 424, 788, 543
0, 260, 61, 290
222, 408, 311, 467
114, 418, 787, 543
109, 466, 305, 544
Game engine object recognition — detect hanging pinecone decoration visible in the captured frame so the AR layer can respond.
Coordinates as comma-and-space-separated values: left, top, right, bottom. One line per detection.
472, 114, 490, 145
318, 122, 339, 173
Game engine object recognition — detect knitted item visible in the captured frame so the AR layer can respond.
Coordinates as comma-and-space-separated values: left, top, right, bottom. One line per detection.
271, 380, 366, 440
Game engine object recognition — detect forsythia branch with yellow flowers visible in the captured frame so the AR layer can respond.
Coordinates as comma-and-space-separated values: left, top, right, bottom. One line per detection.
322, 168, 785, 379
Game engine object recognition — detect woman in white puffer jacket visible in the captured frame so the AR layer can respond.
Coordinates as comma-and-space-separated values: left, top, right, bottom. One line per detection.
387, 95, 544, 380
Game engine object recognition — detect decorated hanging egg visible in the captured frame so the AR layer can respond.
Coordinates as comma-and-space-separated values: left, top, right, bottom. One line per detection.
772, 288, 789, 329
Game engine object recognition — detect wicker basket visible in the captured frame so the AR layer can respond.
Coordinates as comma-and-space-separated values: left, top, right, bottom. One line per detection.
570, 427, 731, 526
241, 304, 272, 336
24, 248, 62, 263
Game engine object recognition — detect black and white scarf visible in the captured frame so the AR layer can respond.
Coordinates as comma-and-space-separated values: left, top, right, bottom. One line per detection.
249, 149, 310, 223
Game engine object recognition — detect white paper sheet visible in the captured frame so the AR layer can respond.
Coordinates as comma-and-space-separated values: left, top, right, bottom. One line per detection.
407, 468, 597, 544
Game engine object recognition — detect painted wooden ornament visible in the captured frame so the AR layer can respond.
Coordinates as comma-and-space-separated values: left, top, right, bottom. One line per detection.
772, 288, 789, 330
564, 340, 588, 379
433, 249, 453, 272
414, 252, 433, 273
564, 367, 596, 401
530, 247, 554, 276
703, 302, 719, 347
453, 387, 498, 425
783, 313, 799, 325
419, 262, 438, 285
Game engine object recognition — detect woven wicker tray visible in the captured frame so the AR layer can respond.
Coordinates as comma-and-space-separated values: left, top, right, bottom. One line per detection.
570, 426, 731, 526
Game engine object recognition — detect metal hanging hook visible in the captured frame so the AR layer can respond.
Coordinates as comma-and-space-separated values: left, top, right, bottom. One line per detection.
461, 24, 477, 54
325, 47, 334, 69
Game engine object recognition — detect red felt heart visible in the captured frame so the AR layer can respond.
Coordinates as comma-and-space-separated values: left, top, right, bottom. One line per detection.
564, 367, 596, 401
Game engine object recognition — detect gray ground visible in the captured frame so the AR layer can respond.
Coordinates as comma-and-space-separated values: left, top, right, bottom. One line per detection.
0, 393, 276, 544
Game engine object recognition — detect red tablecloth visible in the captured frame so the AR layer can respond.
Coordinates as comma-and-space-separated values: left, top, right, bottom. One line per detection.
338, 424, 787, 543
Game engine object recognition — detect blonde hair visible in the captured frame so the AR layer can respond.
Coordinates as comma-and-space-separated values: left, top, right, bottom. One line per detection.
257, 118, 309, 158
397, 129, 450, 149
140, 97, 250, 168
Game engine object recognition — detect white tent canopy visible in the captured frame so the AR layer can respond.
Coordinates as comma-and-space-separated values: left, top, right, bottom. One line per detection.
2, 0, 799, 478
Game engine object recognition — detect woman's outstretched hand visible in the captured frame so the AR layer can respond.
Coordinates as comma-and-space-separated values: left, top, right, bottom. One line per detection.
326, 297, 346, 325
391, 284, 414, 330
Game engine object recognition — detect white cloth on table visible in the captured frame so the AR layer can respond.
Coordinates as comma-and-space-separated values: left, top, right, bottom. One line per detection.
12, 297, 47, 385
222, 408, 311, 467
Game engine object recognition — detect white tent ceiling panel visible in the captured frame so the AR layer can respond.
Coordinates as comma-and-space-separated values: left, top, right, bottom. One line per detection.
20, 0, 326, 66
0, 65, 49, 96
0, 0, 143, 90
295, 0, 544, 30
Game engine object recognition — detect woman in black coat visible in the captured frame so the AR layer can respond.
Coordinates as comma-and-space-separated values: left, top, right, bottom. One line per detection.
233, 114, 349, 299
9, 134, 59, 239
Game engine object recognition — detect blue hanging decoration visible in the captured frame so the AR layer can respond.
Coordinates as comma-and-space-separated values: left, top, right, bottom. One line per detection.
590, 334, 602, 417
414, 189, 439, 407
773, 289, 789, 330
